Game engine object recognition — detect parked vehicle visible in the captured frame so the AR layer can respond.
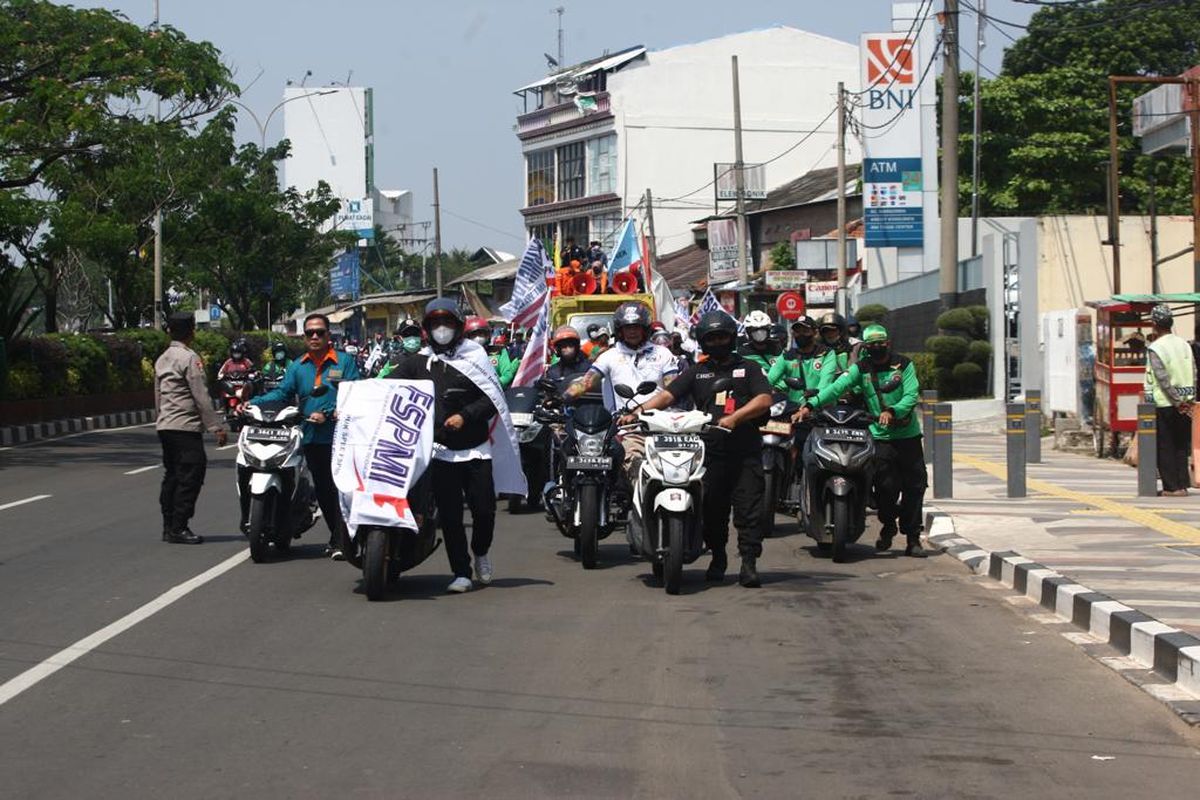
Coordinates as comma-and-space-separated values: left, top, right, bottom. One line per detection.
624, 381, 728, 594
505, 385, 551, 514
541, 381, 626, 569
798, 404, 875, 563
237, 399, 320, 562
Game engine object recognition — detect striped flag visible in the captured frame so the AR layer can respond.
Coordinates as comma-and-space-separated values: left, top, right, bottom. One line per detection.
695, 289, 742, 331
500, 236, 552, 328
513, 291, 551, 387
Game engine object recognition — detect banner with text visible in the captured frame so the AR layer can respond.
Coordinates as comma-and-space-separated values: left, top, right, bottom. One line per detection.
707, 218, 739, 284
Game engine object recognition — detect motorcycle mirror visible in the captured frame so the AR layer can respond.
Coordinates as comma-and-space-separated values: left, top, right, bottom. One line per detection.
537, 377, 556, 393
614, 384, 636, 399
311, 384, 330, 398
710, 377, 732, 394
635, 380, 658, 395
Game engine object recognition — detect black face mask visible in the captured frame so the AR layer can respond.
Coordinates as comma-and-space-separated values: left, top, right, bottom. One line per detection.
702, 341, 734, 361
867, 346, 890, 365
793, 332, 815, 348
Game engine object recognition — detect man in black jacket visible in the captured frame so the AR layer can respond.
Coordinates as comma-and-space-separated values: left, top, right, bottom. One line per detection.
387, 299, 499, 593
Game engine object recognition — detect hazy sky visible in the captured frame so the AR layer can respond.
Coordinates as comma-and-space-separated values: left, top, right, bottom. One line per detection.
72, 0, 1034, 251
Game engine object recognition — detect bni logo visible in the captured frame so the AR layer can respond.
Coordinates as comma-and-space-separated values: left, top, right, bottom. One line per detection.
866, 37, 914, 86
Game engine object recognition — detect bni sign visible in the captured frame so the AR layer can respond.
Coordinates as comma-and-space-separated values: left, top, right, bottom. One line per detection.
860, 33, 924, 249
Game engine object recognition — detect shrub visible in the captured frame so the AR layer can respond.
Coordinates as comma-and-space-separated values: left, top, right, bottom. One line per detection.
967, 306, 990, 338
935, 308, 976, 336
967, 339, 993, 368
47, 333, 109, 395
904, 351, 935, 391
3, 362, 41, 400
192, 330, 232, 382
856, 304, 890, 325
925, 335, 969, 368
101, 335, 147, 391
952, 362, 987, 398
7, 336, 69, 396
115, 328, 169, 362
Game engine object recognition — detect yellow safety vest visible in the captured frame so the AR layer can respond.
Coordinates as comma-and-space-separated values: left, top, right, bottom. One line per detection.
1144, 333, 1196, 408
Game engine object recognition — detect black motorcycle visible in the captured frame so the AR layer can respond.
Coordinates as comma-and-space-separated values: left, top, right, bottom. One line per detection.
799, 404, 875, 562
758, 391, 800, 538
505, 385, 551, 513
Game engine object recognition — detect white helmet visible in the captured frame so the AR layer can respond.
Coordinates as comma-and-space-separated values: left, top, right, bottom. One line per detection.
742, 310, 773, 343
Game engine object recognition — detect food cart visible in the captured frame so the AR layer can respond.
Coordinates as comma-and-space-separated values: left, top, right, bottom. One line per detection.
1085, 293, 1198, 458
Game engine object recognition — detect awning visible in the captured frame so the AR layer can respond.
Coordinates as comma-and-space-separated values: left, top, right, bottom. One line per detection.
513, 45, 646, 94
328, 309, 354, 324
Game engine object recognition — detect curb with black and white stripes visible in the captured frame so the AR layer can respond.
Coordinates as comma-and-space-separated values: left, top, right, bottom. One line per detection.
925, 510, 1200, 725
0, 409, 156, 447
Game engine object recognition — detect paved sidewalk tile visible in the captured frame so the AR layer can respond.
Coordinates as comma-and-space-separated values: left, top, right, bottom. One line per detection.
940, 432, 1200, 636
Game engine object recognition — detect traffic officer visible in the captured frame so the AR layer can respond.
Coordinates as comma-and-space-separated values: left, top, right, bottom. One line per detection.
154, 312, 227, 544
796, 323, 927, 556
632, 311, 774, 587
1144, 304, 1195, 496
254, 312, 361, 559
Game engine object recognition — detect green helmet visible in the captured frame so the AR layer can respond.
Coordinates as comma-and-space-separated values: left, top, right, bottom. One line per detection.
862, 323, 889, 344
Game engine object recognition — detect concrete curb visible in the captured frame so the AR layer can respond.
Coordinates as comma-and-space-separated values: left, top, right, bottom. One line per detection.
0, 409, 156, 447
925, 509, 1200, 724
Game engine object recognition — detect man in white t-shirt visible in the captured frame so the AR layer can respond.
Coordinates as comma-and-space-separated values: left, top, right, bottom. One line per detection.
565, 301, 678, 481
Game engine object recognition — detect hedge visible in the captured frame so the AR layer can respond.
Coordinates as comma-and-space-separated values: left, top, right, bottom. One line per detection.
1, 328, 299, 401
856, 304, 890, 325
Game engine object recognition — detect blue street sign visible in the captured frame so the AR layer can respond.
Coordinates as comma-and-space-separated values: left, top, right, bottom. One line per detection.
209, 305, 221, 321
331, 250, 361, 300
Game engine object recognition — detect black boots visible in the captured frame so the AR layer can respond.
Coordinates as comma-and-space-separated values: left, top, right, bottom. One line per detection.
876, 524, 897, 552
904, 536, 927, 558
163, 528, 204, 545
739, 557, 761, 588
705, 550, 728, 581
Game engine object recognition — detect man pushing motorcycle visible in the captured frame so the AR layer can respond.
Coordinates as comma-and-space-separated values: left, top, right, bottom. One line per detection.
795, 323, 927, 557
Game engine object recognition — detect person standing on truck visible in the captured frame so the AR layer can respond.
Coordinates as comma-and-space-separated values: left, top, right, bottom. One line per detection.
1143, 304, 1195, 496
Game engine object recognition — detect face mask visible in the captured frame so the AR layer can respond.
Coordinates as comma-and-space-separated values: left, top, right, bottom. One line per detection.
821, 330, 840, 345
402, 336, 422, 353
868, 346, 890, 364
431, 326, 456, 346
794, 332, 815, 347
702, 340, 733, 360
750, 329, 769, 343
558, 345, 577, 361
469, 334, 489, 346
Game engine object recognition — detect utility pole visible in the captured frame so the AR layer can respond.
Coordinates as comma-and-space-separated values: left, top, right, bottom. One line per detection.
836, 81, 848, 314
1149, 166, 1160, 294
939, 0, 960, 311
970, 0, 985, 258
732, 55, 749, 288
1106, 78, 1122, 295
1190, 77, 1200, 339
432, 167, 443, 298
152, 0, 163, 329
553, 6, 565, 67
644, 188, 659, 272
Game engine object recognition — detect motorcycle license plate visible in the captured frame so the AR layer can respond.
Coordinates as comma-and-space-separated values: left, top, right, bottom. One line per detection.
246, 426, 290, 443
760, 420, 792, 435
652, 435, 702, 450
510, 412, 533, 427
824, 427, 866, 443
566, 455, 612, 470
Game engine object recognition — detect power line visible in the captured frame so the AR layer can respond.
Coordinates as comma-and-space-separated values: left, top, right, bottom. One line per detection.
849, 0, 935, 98
440, 207, 527, 243
852, 38, 943, 132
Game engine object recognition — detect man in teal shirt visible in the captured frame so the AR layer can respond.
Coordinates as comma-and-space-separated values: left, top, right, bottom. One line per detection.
796, 324, 927, 557
253, 312, 361, 559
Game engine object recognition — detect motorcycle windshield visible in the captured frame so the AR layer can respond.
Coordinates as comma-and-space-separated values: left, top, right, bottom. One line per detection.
572, 403, 613, 434
505, 386, 538, 414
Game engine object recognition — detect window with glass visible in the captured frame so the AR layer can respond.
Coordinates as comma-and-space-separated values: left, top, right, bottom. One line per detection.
556, 141, 585, 201
559, 217, 589, 249
526, 149, 555, 207
590, 213, 621, 251
587, 134, 617, 195
528, 223, 555, 254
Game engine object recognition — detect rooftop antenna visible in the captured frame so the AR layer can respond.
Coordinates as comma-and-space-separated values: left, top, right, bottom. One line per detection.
552, 6, 564, 68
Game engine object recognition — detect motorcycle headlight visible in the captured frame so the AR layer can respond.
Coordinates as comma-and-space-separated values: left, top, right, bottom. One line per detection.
770, 400, 786, 417
518, 420, 543, 444
576, 432, 605, 456
649, 448, 696, 485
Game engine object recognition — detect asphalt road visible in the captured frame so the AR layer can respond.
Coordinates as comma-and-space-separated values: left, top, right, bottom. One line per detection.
1, 426, 1198, 799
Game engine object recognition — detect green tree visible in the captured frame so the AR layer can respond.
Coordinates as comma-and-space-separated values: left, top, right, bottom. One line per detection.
768, 240, 796, 269
962, 0, 1200, 216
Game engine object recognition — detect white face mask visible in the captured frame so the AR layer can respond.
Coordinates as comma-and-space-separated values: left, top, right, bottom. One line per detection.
750, 329, 769, 343
431, 326, 456, 346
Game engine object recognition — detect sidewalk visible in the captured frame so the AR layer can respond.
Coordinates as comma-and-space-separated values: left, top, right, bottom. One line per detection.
936, 432, 1200, 637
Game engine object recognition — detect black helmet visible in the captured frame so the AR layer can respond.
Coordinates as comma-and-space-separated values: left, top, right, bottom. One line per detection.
818, 312, 845, 332
1151, 303, 1174, 329
845, 314, 861, 334
271, 342, 287, 358
695, 310, 737, 341
396, 316, 422, 337
770, 322, 786, 343
790, 314, 818, 331
612, 301, 652, 332
230, 338, 247, 358
422, 298, 464, 327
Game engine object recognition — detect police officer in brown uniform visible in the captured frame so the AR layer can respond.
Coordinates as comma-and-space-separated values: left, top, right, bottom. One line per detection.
155, 312, 227, 544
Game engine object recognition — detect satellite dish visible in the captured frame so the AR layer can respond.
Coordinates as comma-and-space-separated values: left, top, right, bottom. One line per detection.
544, 52, 559, 68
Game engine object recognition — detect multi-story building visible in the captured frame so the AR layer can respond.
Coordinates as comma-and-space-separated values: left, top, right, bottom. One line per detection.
513, 27, 860, 259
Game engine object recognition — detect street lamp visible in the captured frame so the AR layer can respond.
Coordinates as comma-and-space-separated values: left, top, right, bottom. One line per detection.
227, 89, 337, 148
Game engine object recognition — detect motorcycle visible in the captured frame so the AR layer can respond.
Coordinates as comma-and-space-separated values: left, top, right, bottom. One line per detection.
798, 404, 875, 563
237, 398, 321, 562
219, 373, 259, 433
540, 380, 626, 569
758, 391, 800, 538
354, 475, 441, 602
623, 380, 729, 594
505, 384, 550, 514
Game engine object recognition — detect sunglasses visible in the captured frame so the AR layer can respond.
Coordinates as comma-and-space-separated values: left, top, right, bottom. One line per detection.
304, 328, 328, 338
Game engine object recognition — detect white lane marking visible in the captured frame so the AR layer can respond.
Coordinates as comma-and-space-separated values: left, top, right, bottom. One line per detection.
0, 422, 155, 451
0, 494, 51, 512
216, 443, 238, 451
124, 465, 159, 475
0, 549, 250, 707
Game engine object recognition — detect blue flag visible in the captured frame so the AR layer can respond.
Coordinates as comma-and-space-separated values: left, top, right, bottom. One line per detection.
607, 219, 641, 279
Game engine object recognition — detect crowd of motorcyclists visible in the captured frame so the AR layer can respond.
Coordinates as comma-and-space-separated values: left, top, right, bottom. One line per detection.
210, 296, 929, 595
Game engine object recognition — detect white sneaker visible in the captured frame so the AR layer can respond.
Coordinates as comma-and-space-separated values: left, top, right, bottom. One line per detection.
446, 577, 473, 594
474, 554, 494, 585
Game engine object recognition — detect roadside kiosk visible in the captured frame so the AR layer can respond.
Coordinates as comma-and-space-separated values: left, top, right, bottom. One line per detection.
1085, 293, 1198, 458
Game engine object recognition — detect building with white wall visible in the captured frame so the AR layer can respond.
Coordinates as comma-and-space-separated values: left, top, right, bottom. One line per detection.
513, 28, 861, 257
283, 86, 374, 201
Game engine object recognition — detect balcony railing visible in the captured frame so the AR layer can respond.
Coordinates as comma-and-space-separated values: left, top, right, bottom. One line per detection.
516, 92, 611, 137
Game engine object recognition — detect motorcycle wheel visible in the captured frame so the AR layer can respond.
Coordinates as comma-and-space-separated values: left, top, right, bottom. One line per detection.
831, 496, 851, 564
664, 515, 684, 595
363, 528, 388, 601
248, 493, 272, 563
578, 484, 600, 569
761, 467, 778, 539
652, 560, 664, 582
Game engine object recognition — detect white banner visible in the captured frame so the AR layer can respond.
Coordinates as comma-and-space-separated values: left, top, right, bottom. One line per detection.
332, 379, 435, 539
707, 218, 739, 284
806, 280, 839, 307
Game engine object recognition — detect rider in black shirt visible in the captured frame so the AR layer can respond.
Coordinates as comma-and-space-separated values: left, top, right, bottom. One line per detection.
631, 311, 773, 587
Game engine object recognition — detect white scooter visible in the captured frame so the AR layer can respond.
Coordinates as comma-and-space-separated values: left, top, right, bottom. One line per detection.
621, 383, 728, 595
237, 400, 320, 562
